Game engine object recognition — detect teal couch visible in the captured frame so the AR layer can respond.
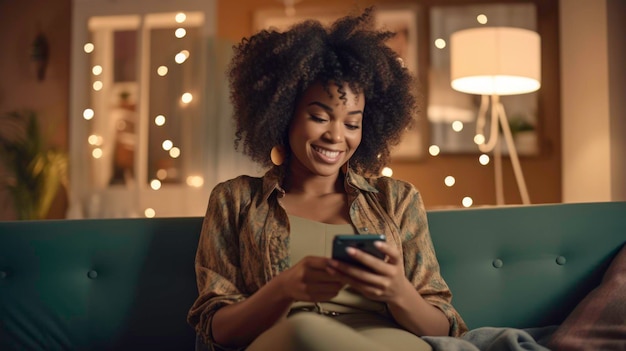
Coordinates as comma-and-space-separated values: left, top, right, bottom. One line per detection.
1, 202, 625, 350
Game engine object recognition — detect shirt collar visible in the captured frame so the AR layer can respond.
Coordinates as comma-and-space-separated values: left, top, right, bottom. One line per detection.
261, 164, 378, 202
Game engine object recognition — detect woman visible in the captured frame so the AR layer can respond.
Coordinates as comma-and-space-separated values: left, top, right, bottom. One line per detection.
188, 7, 467, 351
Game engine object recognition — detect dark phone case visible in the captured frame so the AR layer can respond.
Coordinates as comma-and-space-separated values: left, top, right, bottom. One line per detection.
332, 234, 386, 268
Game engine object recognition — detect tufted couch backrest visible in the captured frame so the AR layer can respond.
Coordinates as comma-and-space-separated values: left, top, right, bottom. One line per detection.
0, 217, 202, 350
1, 201, 625, 350
428, 201, 626, 330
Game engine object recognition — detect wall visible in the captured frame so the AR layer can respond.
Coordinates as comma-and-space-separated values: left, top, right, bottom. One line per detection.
0, 0, 564, 218
607, 0, 626, 201
0, 0, 71, 219
219, 0, 562, 209
560, 0, 626, 202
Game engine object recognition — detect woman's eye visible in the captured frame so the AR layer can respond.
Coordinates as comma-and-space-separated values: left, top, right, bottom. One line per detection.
310, 115, 327, 123
345, 124, 360, 130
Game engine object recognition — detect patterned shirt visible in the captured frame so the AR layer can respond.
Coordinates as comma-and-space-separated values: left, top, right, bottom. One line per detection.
188, 166, 468, 349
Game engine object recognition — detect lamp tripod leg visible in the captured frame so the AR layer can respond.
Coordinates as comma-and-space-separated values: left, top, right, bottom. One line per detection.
491, 98, 505, 205
496, 101, 531, 205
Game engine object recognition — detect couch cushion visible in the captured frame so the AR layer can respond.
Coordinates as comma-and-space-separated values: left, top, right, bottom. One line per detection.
548, 244, 626, 350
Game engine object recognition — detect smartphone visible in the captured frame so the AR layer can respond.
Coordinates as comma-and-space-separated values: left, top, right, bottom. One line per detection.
332, 234, 386, 269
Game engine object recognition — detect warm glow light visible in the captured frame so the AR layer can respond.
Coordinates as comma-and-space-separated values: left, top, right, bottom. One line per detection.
83, 109, 95, 120
462, 197, 474, 208
477, 14, 488, 24
175, 50, 190, 64
156, 169, 167, 180
474, 134, 486, 145
175, 28, 187, 38
175, 12, 187, 23
155, 115, 166, 126
381, 167, 393, 177
181, 93, 193, 104
429, 145, 440, 156
92, 148, 103, 159
144, 208, 156, 218
479, 154, 490, 165
434, 38, 446, 49
452, 121, 464, 132
175, 53, 186, 64
88, 134, 103, 146
92, 65, 103, 75
157, 66, 168, 76
169, 147, 181, 158
84, 43, 94, 53
450, 27, 541, 95
150, 179, 162, 190
162, 140, 173, 151
444, 176, 456, 187
186, 176, 204, 187
93, 81, 103, 91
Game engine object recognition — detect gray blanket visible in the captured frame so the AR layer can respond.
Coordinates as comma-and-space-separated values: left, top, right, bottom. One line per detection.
422, 326, 558, 351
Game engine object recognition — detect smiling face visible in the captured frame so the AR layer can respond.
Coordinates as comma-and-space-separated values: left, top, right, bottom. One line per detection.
288, 82, 364, 178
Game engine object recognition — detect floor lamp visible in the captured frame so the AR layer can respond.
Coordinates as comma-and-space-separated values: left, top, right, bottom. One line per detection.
450, 27, 541, 205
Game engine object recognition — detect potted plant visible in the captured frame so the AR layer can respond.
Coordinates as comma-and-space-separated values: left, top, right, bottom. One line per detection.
0, 110, 68, 220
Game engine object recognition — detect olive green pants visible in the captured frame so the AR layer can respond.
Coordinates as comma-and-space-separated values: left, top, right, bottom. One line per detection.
246, 311, 432, 351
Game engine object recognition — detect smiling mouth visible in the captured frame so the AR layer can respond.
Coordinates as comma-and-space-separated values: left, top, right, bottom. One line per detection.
312, 145, 342, 161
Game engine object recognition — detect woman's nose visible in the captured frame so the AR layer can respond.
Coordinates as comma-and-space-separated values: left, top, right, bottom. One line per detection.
324, 123, 343, 142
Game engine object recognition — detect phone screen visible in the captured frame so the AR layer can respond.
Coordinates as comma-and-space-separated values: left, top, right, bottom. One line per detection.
332, 234, 386, 268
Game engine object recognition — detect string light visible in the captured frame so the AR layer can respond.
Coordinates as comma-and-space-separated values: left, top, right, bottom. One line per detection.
474, 134, 485, 145
186, 176, 204, 187
84, 43, 94, 53
429, 145, 441, 156
175, 12, 187, 23
444, 176, 456, 187
156, 169, 168, 180
381, 167, 393, 177
452, 121, 464, 132
462, 197, 473, 208
150, 179, 162, 190
92, 65, 103, 75
181, 93, 193, 104
479, 154, 490, 165
175, 28, 187, 38
169, 147, 181, 158
162, 140, 173, 151
92, 148, 103, 159
144, 208, 156, 218
155, 115, 166, 126
83, 109, 94, 120
157, 66, 168, 76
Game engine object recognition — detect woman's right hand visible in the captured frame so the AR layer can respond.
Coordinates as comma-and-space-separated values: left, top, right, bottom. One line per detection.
211, 256, 343, 348
278, 256, 344, 302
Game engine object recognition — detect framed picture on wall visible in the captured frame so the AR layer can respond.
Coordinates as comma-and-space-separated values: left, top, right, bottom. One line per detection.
253, 4, 424, 160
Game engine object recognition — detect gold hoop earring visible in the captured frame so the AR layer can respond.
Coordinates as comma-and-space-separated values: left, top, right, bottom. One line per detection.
270, 146, 285, 166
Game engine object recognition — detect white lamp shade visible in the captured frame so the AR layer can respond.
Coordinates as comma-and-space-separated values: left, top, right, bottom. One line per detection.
450, 27, 541, 95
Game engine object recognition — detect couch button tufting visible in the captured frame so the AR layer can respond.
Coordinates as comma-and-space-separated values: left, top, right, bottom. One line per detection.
492, 259, 504, 268
87, 270, 98, 279
0, 271, 6, 279
556, 256, 567, 265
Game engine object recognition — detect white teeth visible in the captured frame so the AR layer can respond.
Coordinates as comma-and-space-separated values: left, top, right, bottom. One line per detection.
313, 146, 340, 158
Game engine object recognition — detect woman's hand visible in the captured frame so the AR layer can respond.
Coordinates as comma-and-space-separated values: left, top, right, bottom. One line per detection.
278, 256, 344, 302
326, 241, 413, 303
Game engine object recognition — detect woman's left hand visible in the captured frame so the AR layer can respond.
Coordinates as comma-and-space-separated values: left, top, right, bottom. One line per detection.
326, 241, 413, 303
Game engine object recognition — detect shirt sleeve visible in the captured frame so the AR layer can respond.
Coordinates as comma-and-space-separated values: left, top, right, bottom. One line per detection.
394, 182, 469, 337
187, 181, 248, 350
